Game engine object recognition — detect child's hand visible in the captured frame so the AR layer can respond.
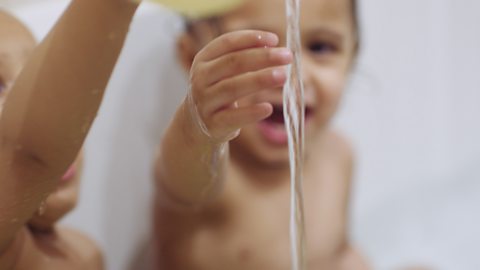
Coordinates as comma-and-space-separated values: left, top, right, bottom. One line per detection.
187, 30, 292, 143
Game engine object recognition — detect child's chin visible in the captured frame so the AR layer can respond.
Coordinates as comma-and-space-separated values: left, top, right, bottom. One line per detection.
255, 148, 291, 168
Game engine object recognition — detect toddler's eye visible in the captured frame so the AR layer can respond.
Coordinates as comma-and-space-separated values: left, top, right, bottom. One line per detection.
307, 41, 336, 55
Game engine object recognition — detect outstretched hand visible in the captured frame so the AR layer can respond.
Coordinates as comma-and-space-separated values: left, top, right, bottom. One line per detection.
187, 30, 292, 143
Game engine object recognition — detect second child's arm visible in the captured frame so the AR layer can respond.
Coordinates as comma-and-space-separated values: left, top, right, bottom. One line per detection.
0, 0, 139, 254
156, 30, 292, 207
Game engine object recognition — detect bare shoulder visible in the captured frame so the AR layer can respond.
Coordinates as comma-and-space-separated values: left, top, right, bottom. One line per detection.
322, 130, 355, 170
309, 130, 355, 197
58, 227, 104, 270
313, 130, 355, 200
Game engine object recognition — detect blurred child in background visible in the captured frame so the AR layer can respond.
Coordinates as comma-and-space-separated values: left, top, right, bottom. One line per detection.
154, 0, 369, 269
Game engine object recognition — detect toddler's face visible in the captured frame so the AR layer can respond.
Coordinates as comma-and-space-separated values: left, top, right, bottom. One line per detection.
0, 12, 84, 230
216, 0, 358, 166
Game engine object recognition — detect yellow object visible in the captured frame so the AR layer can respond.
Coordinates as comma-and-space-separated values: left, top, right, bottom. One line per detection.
147, 0, 244, 18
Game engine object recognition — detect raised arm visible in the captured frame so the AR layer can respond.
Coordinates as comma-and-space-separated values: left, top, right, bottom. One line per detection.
0, 0, 139, 253
155, 30, 292, 208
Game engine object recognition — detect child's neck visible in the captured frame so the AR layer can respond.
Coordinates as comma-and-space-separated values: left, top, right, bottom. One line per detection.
229, 152, 291, 191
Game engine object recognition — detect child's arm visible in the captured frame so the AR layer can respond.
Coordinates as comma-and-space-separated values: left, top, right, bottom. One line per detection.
0, 0, 138, 254
156, 30, 292, 207
333, 136, 369, 270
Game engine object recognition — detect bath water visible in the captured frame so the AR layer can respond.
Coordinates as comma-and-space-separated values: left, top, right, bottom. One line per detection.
284, 0, 307, 269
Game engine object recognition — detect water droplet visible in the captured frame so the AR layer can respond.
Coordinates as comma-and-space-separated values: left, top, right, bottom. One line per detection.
36, 201, 47, 216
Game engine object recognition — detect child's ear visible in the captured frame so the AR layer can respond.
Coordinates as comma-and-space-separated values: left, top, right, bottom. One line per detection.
177, 32, 198, 71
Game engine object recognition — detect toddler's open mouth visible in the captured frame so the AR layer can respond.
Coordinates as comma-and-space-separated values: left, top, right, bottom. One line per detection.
257, 104, 313, 145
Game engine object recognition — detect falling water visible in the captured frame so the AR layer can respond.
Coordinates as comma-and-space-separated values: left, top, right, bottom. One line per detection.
284, 0, 306, 270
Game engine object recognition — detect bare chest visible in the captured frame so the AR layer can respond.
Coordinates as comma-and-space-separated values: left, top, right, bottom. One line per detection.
157, 167, 346, 270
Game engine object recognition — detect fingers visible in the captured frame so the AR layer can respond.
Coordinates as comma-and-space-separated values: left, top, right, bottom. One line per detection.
195, 30, 279, 62
208, 102, 273, 139
187, 30, 291, 142
203, 47, 292, 85
198, 67, 287, 115
192, 66, 285, 141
